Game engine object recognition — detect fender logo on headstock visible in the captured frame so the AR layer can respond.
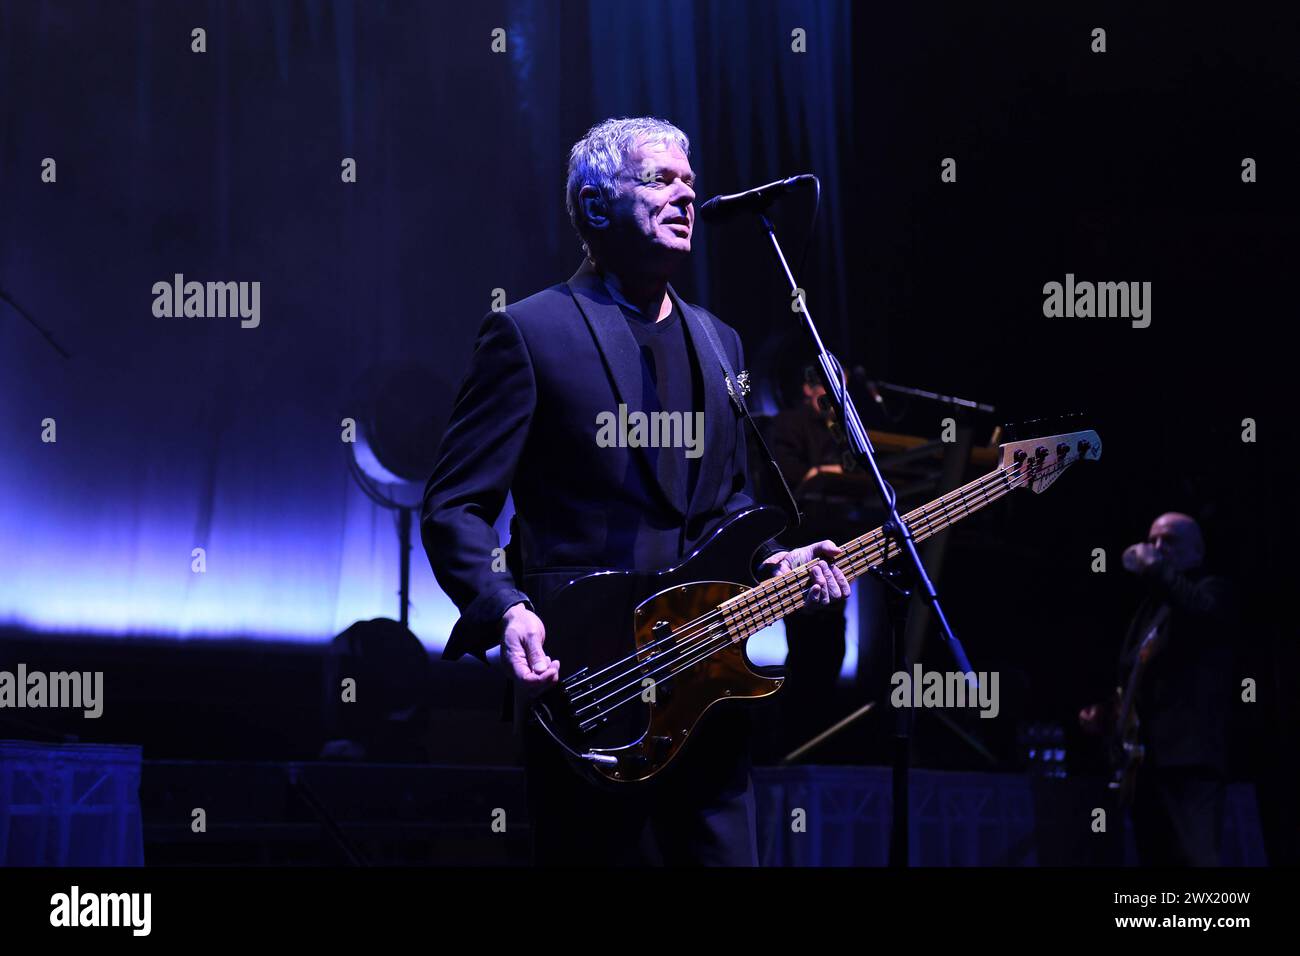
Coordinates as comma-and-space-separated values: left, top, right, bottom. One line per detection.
999, 429, 1102, 494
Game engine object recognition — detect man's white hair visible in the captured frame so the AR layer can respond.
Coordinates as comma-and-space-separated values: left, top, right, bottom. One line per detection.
565, 116, 691, 257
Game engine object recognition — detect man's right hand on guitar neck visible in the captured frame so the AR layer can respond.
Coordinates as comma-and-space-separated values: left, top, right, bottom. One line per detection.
501, 603, 560, 697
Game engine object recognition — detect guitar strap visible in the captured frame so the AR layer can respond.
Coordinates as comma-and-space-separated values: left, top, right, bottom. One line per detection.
690, 309, 803, 530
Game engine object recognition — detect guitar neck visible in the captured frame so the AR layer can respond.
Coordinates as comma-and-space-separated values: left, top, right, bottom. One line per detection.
721, 465, 1019, 640
1115, 610, 1169, 727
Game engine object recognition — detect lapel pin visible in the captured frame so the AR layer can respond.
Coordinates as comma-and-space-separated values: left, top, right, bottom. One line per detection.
725, 370, 752, 398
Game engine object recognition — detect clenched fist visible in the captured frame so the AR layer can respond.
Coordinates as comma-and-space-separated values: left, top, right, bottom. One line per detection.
1122, 542, 1161, 575
500, 603, 560, 697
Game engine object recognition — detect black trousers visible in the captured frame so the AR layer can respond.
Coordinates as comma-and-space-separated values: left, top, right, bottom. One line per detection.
522, 708, 759, 866
1132, 766, 1226, 866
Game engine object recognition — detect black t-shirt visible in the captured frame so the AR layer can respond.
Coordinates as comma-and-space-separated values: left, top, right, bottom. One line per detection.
621, 301, 704, 512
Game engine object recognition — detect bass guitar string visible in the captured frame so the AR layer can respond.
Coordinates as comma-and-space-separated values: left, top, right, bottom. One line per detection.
568, 460, 1064, 725
568, 462, 1026, 718
572, 470, 1017, 726
563, 460, 1016, 701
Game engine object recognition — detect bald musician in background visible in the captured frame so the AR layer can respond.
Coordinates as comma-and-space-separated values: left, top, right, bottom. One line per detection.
1079, 512, 1235, 866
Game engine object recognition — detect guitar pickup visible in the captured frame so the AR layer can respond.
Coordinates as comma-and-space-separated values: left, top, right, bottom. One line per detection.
634, 621, 676, 669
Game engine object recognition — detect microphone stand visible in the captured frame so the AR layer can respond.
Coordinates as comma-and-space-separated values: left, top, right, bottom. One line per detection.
872, 379, 996, 415
753, 204, 975, 868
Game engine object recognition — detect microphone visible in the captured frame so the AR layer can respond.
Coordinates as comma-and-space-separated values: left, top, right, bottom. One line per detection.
850, 366, 886, 405
698, 174, 815, 223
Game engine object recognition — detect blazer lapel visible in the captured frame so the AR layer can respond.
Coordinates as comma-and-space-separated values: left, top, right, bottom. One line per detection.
669, 285, 735, 523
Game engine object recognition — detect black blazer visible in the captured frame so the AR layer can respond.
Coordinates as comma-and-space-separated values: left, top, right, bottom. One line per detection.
1118, 566, 1235, 774
422, 260, 780, 659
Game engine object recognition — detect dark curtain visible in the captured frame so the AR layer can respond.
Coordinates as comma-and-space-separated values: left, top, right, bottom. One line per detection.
0, 0, 855, 646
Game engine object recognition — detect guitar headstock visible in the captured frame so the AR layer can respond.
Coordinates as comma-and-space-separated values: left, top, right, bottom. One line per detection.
998, 429, 1101, 494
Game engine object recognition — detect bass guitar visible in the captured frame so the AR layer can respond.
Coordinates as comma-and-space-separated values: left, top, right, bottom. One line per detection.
532, 428, 1102, 785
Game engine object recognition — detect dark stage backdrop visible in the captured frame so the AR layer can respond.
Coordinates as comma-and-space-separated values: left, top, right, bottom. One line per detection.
1, 1, 1296, 842
0, 0, 853, 645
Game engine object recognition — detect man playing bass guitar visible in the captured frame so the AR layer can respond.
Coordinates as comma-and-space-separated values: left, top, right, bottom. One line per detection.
422, 116, 850, 866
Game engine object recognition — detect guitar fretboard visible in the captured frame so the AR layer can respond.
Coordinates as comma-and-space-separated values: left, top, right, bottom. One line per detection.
719, 464, 1021, 640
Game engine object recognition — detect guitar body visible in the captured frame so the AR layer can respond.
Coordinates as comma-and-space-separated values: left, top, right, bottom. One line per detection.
530, 506, 787, 786
525, 428, 1102, 788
